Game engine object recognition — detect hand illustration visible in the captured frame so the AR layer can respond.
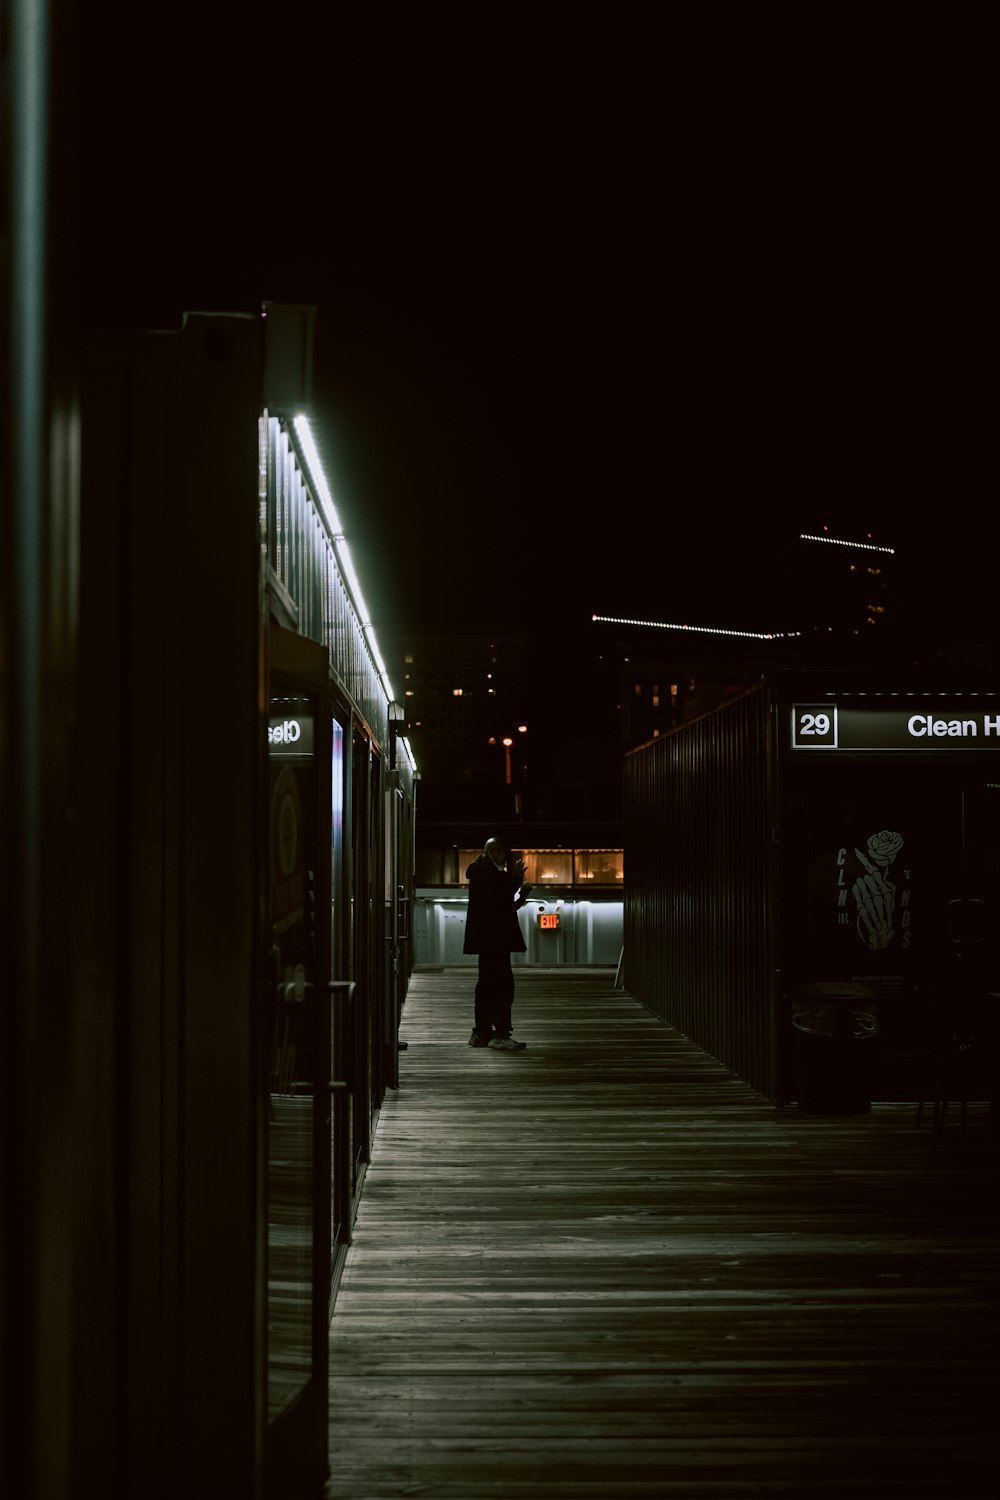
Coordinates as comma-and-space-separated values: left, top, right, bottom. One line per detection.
853, 847, 896, 949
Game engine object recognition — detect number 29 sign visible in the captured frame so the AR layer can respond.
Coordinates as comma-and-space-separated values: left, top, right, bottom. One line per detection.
791, 705, 837, 749
792, 701, 1000, 753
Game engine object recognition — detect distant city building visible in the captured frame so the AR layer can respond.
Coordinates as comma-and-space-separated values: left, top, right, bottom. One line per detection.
618, 658, 752, 749
593, 524, 910, 747
393, 628, 623, 860
397, 631, 529, 790
789, 528, 899, 639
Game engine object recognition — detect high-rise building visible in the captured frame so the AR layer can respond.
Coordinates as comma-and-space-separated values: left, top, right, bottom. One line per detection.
393, 626, 624, 855
786, 527, 900, 643
397, 631, 530, 792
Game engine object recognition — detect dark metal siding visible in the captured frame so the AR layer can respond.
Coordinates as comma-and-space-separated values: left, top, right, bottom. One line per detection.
624, 682, 778, 1098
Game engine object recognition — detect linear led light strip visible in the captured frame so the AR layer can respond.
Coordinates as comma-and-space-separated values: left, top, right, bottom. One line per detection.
292, 415, 418, 774
291, 414, 409, 755
800, 532, 895, 554
591, 615, 800, 641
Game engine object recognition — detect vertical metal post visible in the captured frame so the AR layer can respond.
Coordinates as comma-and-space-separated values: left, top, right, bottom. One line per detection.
4, 4, 49, 1494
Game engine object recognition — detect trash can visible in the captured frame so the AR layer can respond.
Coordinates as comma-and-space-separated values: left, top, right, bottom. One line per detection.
787, 982, 878, 1114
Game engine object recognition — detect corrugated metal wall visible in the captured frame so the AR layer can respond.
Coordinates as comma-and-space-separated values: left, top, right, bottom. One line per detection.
623, 681, 779, 1098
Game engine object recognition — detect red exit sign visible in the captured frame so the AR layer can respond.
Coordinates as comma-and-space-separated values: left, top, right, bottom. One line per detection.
539, 913, 560, 930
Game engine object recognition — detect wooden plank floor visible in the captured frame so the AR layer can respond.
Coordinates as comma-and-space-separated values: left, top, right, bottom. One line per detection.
326, 967, 1000, 1499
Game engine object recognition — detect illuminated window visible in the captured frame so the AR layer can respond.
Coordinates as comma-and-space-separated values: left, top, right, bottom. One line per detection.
574, 849, 624, 884
522, 850, 572, 885
450, 847, 623, 887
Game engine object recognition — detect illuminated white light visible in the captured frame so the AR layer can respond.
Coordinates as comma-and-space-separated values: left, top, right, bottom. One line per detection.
290, 412, 396, 712
591, 614, 800, 641
294, 414, 373, 625
799, 532, 895, 555
292, 414, 342, 535
336, 540, 373, 623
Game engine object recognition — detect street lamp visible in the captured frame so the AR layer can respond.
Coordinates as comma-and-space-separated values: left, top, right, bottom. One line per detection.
502, 737, 513, 784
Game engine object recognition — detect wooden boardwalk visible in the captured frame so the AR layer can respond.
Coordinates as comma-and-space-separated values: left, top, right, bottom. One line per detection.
326, 967, 1000, 1499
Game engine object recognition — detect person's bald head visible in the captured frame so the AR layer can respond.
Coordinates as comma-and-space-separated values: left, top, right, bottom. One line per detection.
485, 838, 506, 868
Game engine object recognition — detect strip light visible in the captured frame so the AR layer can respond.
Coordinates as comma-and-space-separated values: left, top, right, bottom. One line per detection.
291, 413, 399, 712
591, 614, 800, 641
800, 533, 895, 555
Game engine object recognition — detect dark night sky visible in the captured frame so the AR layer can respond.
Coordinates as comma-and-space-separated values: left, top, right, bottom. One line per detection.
78, 12, 994, 661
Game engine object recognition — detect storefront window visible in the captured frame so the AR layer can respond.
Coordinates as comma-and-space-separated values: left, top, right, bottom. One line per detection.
522, 849, 573, 885
574, 849, 624, 884
452, 847, 622, 886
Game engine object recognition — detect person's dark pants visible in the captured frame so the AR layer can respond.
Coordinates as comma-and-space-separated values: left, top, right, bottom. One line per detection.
474, 952, 515, 1038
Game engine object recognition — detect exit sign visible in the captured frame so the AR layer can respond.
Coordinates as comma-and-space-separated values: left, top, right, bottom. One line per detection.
539, 913, 560, 930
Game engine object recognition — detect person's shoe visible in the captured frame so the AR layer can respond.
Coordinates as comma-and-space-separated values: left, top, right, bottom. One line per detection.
468, 1030, 491, 1047
488, 1036, 527, 1051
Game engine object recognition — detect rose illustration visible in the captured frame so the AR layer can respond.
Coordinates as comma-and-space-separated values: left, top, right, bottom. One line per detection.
866, 830, 903, 870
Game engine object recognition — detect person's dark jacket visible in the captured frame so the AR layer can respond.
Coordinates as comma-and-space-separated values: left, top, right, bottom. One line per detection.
462, 856, 530, 954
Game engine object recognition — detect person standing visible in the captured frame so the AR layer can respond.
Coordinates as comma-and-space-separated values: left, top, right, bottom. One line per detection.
463, 838, 532, 1051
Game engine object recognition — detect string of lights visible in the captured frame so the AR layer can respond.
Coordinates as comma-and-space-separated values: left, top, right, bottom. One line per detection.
799, 533, 895, 555
591, 615, 801, 641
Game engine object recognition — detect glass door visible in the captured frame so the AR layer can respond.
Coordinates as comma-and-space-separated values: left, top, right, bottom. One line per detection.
350, 727, 371, 1203
914, 772, 1000, 1001
329, 714, 352, 1289
264, 680, 331, 1497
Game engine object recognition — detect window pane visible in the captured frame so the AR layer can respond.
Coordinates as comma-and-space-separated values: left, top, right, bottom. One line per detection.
574, 849, 624, 884
522, 850, 572, 884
